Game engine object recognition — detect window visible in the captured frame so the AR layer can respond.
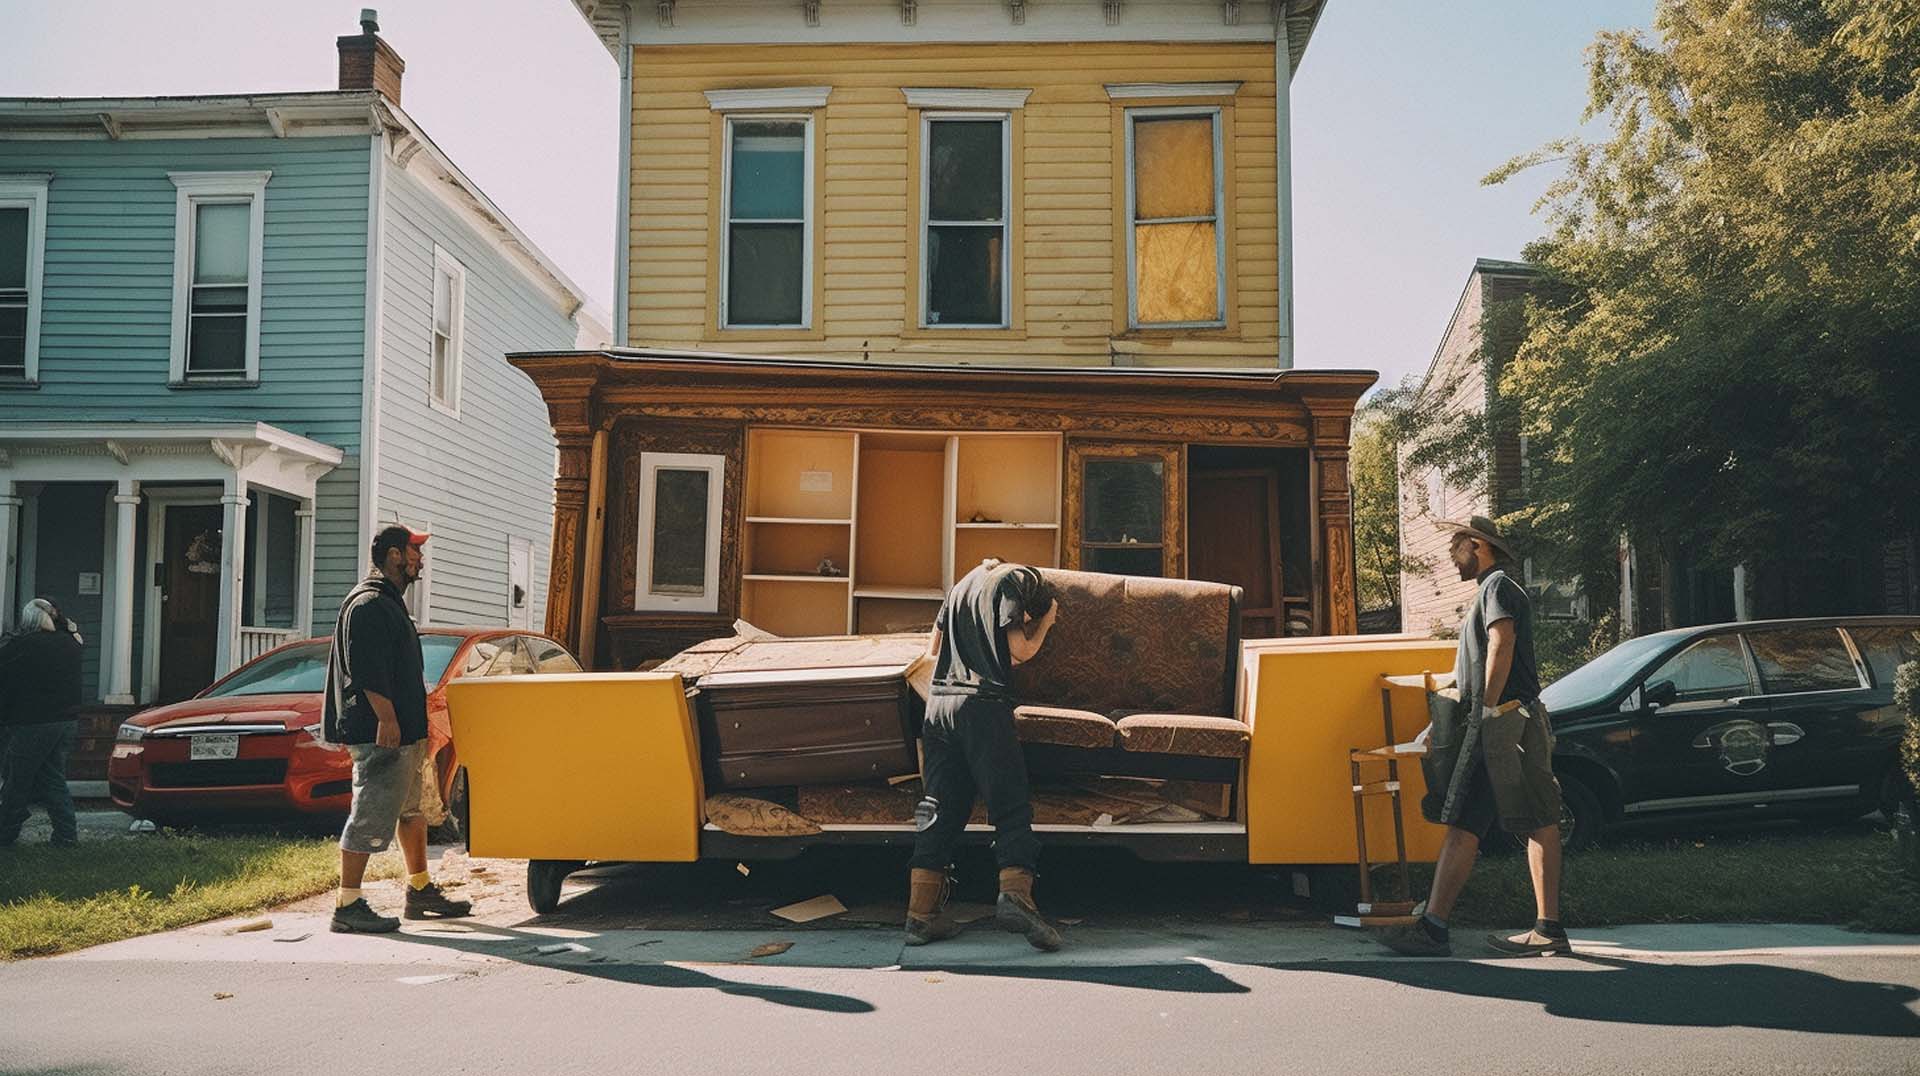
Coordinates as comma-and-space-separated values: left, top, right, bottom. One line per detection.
1081, 457, 1167, 577
523, 636, 582, 674
1848, 625, 1919, 689
1524, 557, 1585, 621
1425, 470, 1447, 518
1125, 109, 1225, 328
1646, 635, 1753, 704
635, 452, 725, 612
721, 116, 811, 329
921, 115, 1009, 327
0, 175, 49, 384
429, 247, 466, 414
1747, 628, 1864, 695
461, 638, 530, 678
169, 172, 268, 382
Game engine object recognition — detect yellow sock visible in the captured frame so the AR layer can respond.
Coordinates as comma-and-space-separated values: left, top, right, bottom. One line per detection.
336, 887, 362, 908
408, 871, 432, 891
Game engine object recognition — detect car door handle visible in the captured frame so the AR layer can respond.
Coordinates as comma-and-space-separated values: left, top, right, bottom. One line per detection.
1767, 721, 1804, 746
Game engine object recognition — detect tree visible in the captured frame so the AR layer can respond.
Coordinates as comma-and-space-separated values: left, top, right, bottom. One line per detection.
1350, 400, 1406, 611
1477, 0, 1920, 590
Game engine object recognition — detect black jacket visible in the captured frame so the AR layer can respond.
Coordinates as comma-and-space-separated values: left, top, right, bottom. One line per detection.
322, 572, 428, 746
0, 627, 84, 727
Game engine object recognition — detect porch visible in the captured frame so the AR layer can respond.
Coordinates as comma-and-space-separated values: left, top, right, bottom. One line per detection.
0, 422, 343, 709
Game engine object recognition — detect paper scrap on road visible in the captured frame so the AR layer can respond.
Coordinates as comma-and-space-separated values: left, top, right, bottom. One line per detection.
771, 895, 847, 922
396, 974, 462, 986
227, 919, 272, 934
736, 862, 751, 876
213, 992, 234, 1000
534, 941, 593, 955
1092, 813, 1115, 827
272, 932, 312, 943
748, 941, 796, 959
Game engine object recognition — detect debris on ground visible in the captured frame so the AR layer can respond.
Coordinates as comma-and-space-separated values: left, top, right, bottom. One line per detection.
272, 932, 312, 943
534, 941, 592, 955
736, 862, 751, 876
213, 992, 234, 1001
747, 941, 795, 959
771, 895, 846, 923
227, 919, 272, 934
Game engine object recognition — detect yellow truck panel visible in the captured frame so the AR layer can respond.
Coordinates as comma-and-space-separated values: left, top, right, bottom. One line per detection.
1244, 640, 1458, 864
446, 673, 702, 862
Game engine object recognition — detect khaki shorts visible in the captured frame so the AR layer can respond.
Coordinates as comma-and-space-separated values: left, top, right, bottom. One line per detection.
1458, 701, 1563, 838
339, 741, 445, 853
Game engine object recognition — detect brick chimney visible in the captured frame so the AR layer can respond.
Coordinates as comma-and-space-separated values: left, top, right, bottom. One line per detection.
337, 8, 405, 104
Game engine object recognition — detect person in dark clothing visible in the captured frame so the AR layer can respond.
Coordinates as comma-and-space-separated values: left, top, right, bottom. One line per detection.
0, 598, 86, 847
1376, 516, 1568, 958
906, 559, 1063, 951
324, 525, 471, 933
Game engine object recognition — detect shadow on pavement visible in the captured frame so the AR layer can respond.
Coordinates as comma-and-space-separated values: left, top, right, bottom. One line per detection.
925, 961, 1252, 994
395, 922, 876, 1015
1307, 954, 1920, 1038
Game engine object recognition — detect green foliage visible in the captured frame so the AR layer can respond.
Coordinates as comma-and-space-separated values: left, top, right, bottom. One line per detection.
1479, 0, 1920, 583
1898, 658, 1920, 807
1350, 404, 1408, 611
1537, 609, 1622, 684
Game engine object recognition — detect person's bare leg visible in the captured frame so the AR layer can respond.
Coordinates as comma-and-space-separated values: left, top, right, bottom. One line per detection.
397, 816, 428, 877
340, 849, 370, 890
1527, 823, 1561, 921
1424, 826, 1481, 922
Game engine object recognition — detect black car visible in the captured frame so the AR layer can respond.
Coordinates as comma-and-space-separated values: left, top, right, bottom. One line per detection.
1540, 616, 1917, 850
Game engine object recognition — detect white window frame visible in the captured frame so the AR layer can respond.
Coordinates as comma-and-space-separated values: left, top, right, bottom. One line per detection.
429, 245, 466, 417
0, 174, 50, 385
718, 113, 815, 331
635, 452, 725, 614
168, 171, 269, 384
1122, 107, 1227, 330
919, 112, 1012, 329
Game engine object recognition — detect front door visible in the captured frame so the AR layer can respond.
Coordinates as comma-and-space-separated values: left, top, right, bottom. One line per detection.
1189, 469, 1282, 638
158, 503, 224, 703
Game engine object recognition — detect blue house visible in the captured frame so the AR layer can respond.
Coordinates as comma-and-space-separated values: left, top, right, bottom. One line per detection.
0, 15, 600, 774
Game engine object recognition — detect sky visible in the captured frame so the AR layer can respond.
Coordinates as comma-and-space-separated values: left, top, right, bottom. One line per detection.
1, 0, 1657, 391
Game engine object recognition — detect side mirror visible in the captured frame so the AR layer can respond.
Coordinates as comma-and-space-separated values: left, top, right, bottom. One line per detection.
1645, 680, 1678, 708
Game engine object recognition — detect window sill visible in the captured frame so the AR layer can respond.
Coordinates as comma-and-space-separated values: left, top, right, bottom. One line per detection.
903, 324, 1025, 340
169, 377, 260, 390
706, 325, 827, 343
0, 378, 40, 390
429, 397, 461, 420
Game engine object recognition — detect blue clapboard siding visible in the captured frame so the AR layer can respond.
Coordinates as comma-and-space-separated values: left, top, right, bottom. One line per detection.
374, 160, 569, 630
0, 136, 370, 631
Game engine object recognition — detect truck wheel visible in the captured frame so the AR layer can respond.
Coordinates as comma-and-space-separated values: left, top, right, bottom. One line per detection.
1558, 773, 1603, 853
527, 859, 582, 914
447, 766, 470, 842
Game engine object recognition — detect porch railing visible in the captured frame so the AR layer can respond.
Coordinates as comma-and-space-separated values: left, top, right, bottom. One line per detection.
237, 626, 300, 665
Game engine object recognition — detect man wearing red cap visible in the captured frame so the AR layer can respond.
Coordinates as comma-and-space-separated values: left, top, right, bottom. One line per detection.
323, 524, 470, 932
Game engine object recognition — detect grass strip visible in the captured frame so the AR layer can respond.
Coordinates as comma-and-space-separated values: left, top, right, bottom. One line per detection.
1378, 828, 1913, 929
1, 834, 401, 961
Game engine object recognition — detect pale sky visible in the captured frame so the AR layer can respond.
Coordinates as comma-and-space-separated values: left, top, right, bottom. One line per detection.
1, 0, 1655, 391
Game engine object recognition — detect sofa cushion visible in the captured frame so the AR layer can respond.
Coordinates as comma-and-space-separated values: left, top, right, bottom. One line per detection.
1013, 569, 1239, 718
1114, 714, 1250, 759
1013, 705, 1119, 749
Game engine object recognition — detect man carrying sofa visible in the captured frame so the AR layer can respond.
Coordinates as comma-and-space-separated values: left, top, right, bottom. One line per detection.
906, 559, 1064, 951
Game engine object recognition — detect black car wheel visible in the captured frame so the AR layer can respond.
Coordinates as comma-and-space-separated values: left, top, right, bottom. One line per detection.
527, 859, 585, 915
1557, 772, 1603, 854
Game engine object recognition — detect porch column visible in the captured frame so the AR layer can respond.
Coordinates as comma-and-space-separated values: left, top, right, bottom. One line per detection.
295, 500, 317, 637
0, 479, 18, 632
215, 476, 249, 676
1304, 398, 1359, 636
105, 479, 141, 705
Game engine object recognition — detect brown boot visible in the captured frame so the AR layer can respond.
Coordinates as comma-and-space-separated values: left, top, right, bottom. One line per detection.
904, 868, 961, 946
995, 867, 1062, 951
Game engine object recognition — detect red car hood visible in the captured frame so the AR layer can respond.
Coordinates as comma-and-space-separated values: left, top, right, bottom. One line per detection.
128, 693, 321, 732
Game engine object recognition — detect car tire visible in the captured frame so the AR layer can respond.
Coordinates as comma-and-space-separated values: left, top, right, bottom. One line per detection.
1558, 772, 1603, 854
447, 766, 470, 843
527, 859, 584, 915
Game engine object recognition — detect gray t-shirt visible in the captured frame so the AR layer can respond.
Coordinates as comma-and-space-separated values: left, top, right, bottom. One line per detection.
930, 562, 1042, 701
1452, 567, 1541, 708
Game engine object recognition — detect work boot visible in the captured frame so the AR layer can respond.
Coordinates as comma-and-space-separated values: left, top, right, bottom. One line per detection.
1485, 927, 1572, 957
904, 867, 961, 946
331, 898, 401, 934
995, 867, 1062, 952
403, 881, 474, 920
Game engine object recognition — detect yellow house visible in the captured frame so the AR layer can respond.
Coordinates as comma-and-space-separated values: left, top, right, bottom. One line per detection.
530, 0, 1366, 669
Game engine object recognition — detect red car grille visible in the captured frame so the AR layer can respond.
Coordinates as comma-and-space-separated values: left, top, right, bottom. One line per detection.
148, 759, 290, 789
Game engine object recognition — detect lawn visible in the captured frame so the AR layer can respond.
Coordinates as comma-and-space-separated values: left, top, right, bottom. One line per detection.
0, 833, 401, 961
1377, 824, 1920, 933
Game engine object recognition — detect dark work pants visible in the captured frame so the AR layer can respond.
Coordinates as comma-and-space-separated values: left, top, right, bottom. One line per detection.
0, 720, 79, 845
909, 693, 1040, 873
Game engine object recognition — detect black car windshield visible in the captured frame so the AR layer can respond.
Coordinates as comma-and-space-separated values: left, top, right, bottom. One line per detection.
204, 637, 466, 697
1540, 632, 1681, 711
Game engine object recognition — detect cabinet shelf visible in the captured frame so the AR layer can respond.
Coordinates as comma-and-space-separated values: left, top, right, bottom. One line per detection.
955, 522, 1058, 530
746, 516, 854, 526
742, 574, 852, 585
854, 585, 945, 601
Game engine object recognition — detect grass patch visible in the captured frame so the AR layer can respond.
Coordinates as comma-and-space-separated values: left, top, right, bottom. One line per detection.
1, 833, 402, 961
1377, 825, 1918, 930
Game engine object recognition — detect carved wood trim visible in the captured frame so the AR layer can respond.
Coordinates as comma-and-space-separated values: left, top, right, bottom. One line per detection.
608, 418, 747, 629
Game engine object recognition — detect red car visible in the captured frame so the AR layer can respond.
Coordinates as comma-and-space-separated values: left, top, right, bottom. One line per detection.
109, 628, 580, 826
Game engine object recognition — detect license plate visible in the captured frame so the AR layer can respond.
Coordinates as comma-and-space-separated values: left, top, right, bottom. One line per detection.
190, 733, 240, 761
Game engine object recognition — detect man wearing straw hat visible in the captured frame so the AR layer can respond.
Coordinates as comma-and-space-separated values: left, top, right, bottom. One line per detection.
1376, 515, 1569, 957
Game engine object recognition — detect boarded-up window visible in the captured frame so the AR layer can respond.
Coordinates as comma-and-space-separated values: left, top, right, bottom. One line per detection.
923, 116, 1007, 327
1128, 112, 1223, 327
724, 118, 809, 328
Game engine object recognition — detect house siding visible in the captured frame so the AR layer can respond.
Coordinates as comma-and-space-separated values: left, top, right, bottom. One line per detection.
626, 40, 1283, 367
374, 158, 568, 630
0, 136, 370, 631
